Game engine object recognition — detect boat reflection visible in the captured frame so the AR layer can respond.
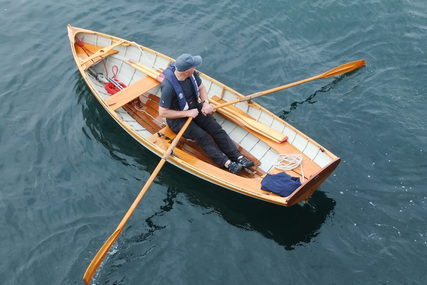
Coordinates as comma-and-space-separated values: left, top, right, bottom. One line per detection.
280, 75, 346, 120
164, 171, 335, 250
76, 74, 158, 171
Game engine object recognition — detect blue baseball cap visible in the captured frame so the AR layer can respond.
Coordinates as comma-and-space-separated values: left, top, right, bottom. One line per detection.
175, 53, 202, 71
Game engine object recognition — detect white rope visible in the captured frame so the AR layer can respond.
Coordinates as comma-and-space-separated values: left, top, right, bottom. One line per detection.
274, 154, 305, 183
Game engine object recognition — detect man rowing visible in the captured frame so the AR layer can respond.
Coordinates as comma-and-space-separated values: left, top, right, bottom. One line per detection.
159, 53, 254, 174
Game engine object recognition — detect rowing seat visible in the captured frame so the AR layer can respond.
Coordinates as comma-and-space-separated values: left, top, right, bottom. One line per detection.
105, 76, 160, 111
157, 126, 177, 141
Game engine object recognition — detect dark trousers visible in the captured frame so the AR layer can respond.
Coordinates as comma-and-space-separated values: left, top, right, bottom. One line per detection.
167, 114, 241, 167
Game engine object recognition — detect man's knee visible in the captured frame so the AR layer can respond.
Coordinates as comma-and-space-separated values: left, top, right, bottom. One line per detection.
185, 126, 208, 142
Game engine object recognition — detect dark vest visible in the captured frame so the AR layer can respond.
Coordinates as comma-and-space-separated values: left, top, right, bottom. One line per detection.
162, 63, 200, 110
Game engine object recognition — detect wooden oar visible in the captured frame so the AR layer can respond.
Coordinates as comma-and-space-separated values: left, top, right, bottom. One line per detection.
214, 59, 366, 109
83, 117, 193, 285
128, 58, 365, 141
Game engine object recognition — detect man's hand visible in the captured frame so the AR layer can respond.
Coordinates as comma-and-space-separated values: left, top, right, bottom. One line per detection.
201, 102, 214, 115
186, 108, 199, 118
159, 106, 199, 119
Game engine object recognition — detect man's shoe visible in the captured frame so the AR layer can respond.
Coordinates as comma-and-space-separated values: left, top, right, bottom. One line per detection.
237, 156, 254, 168
227, 161, 243, 174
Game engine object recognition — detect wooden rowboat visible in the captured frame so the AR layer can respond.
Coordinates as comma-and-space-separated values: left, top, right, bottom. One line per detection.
67, 25, 340, 207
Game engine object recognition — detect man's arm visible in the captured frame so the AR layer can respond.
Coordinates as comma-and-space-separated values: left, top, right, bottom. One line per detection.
198, 83, 208, 102
159, 106, 199, 119
198, 83, 214, 115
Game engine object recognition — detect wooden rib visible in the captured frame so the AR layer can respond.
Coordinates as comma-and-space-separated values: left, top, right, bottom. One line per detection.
219, 87, 226, 99
105, 76, 160, 111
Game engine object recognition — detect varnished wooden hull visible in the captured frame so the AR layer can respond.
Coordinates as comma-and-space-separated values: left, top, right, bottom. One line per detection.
67, 25, 340, 206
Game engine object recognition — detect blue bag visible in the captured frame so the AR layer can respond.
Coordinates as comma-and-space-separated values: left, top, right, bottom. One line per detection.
261, 172, 302, 197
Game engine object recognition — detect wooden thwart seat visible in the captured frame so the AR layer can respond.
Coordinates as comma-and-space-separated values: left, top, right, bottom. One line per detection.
157, 126, 177, 141
105, 76, 160, 111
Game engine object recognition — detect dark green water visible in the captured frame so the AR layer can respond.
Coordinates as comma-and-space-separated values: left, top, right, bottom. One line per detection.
1, 0, 426, 284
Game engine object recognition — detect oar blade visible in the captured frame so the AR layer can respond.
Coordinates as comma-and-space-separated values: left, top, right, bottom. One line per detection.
83, 229, 122, 284
321, 59, 366, 78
